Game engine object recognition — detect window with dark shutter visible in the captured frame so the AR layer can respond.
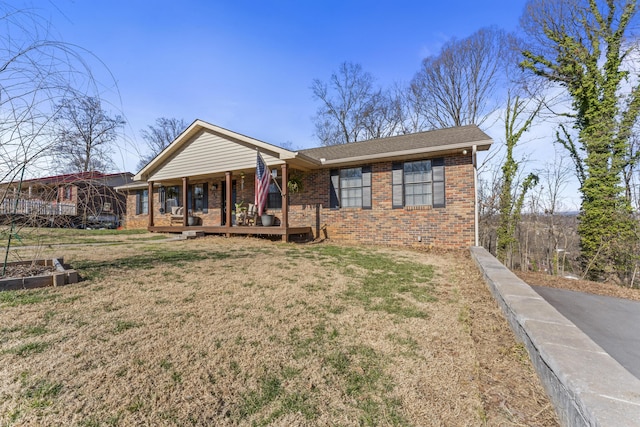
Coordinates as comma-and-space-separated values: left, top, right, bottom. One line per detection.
362, 166, 372, 209
392, 162, 404, 209
330, 166, 372, 209
202, 183, 208, 213
432, 158, 445, 208
329, 169, 340, 208
393, 158, 445, 208
404, 160, 433, 206
340, 168, 362, 208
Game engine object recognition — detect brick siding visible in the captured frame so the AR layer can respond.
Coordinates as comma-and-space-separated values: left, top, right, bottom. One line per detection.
123, 153, 476, 249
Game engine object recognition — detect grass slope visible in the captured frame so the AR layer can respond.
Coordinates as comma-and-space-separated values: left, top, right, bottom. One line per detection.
0, 234, 557, 426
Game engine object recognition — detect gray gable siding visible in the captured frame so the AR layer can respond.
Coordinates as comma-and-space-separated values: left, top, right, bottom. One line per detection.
148, 130, 284, 181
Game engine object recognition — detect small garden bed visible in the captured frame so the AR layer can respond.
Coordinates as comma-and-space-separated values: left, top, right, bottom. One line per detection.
0, 258, 78, 291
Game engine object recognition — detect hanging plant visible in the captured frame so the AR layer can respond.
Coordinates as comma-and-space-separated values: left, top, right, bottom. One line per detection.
287, 172, 304, 194
166, 186, 178, 199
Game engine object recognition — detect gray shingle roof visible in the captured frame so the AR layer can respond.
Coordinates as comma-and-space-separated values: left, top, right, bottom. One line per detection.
300, 124, 491, 162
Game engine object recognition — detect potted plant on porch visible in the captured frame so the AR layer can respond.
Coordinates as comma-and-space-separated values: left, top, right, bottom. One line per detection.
261, 208, 274, 227
233, 201, 246, 226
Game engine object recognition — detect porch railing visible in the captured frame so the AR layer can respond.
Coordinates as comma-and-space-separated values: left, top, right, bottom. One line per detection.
0, 198, 77, 216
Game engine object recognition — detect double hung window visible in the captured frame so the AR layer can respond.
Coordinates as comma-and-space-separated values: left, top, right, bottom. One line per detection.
329, 166, 372, 209
190, 183, 208, 213
135, 189, 149, 215
267, 180, 282, 210
392, 158, 445, 208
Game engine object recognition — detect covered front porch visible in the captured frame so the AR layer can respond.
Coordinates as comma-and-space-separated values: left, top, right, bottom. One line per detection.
148, 224, 313, 241
142, 153, 315, 242
147, 163, 312, 241
126, 120, 322, 241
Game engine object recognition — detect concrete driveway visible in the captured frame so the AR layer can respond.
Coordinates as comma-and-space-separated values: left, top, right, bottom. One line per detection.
532, 285, 640, 380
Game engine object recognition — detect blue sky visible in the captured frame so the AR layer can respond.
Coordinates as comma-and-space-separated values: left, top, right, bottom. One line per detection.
29, 0, 531, 174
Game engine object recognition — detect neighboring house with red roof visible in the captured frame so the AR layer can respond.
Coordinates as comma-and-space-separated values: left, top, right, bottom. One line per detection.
0, 171, 132, 228
117, 119, 492, 248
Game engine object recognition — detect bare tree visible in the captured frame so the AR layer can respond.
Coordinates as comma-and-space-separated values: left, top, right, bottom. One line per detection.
52, 96, 125, 173
478, 163, 503, 254
0, 3, 91, 184
496, 92, 543, 268
359, 90, 402, 140
536, 152, 576, 273
0, 2, 113, 269
311, 62, 402, 145
623, 129, 640, 207
137, 117, 188, 170
410, 27, 509, 129
391, 82, 430, 134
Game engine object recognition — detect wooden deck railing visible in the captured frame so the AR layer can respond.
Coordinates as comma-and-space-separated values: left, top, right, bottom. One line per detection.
0, 198, 77, 216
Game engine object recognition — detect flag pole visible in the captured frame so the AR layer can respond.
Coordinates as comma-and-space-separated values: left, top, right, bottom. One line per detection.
257, 148, 284, 195
271, 173, 283, 195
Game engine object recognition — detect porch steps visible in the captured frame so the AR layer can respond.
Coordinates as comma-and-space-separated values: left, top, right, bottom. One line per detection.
182, 230, 205, 239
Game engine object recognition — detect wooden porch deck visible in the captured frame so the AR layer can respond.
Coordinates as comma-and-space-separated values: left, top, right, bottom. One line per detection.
149, 225, 314, 241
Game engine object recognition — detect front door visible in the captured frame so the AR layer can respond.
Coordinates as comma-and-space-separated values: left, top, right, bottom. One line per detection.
221, 180, 236, 225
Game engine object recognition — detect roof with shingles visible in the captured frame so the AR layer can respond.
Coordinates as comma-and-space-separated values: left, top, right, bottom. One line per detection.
131, 121, 493, 182
3, 172, 133, 186
299, 124, 491, 162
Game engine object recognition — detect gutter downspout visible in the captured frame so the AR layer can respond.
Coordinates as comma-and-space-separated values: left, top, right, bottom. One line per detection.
473, 145, 479, 246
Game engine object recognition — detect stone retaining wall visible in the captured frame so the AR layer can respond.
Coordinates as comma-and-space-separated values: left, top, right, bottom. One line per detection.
470, 246, 640, 427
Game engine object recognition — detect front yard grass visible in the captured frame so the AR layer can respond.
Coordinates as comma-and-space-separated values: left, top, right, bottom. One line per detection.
0, 226, 165, 248
0, 234, 558, 426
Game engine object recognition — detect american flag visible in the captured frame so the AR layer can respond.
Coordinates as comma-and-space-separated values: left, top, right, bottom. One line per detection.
255, 151, 271, 216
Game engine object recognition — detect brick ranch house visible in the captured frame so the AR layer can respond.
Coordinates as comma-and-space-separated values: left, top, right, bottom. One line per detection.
0, 171, 132, 228
117, 119, 492, 248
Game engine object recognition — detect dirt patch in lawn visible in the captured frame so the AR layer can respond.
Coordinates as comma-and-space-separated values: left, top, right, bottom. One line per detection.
0, 237, 558, 426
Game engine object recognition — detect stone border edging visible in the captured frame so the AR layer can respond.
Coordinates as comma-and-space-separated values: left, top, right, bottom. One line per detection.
470, 246, 640, 427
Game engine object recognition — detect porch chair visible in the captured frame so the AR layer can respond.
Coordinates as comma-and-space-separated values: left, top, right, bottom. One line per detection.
170, 206, 184, 226
245, 203, 258, 226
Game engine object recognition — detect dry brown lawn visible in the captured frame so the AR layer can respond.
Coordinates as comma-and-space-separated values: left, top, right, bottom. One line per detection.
0, 235, 558, 426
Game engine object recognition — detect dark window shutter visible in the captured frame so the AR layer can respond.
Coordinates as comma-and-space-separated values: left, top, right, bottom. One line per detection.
202, 183, 209, 213
135, 191, 141, 215
329, 169, 340, 209
392, 162, 404, 208
433, 158, 445, 208
159, 187, 166, 213
362, 165, 372, 209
